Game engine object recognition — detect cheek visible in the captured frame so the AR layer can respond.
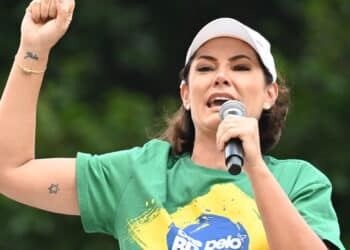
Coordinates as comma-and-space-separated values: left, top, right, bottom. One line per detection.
188, 90, 205, 114
244, 89, 267, 117
186, 84, 208, 125
187, 77, 211, 102
240, 79, 267, 116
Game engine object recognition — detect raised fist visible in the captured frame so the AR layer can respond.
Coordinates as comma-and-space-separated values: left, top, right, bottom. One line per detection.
20, 0, 75, 51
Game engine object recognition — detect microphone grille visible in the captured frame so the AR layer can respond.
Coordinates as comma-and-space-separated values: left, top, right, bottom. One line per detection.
219, 100, 246, 119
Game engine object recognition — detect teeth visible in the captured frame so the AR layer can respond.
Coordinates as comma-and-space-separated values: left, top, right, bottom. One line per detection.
208, 96, 232, 107
213, 97, 230, 101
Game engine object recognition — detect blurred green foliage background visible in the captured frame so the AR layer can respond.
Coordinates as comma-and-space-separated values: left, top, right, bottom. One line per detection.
0, 0, 349, 249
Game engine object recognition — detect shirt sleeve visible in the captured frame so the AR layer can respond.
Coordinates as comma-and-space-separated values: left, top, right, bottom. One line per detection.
290, 161, 345, 250
76, 147, 140, 236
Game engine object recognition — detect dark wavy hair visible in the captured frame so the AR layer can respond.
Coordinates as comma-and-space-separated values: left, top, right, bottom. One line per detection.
160, 53, 290, 155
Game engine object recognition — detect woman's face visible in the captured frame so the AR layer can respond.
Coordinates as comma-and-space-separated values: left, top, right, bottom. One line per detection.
181, 37, 278, 135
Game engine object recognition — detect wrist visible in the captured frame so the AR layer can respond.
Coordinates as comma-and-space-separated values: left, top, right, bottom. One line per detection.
18, 39, 52, 54
15, 45, 50, 74
244, 159, 270, 180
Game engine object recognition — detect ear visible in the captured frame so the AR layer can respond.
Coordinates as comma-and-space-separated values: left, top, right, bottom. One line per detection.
180, 81, 190, 110
263, 82, 279, 110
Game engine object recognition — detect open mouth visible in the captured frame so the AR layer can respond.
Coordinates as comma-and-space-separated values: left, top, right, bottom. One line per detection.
207, 96, 233, 108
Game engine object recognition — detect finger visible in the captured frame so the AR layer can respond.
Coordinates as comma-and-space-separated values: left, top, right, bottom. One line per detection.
40, 0, 50, 21
217, 126, 233, 151
56, 0, 75, 30
29, 0, 41, 23
58, 0, 76, 16
48, 0, 57, 19
216, 116, 242, 150
218, 126, 243, 152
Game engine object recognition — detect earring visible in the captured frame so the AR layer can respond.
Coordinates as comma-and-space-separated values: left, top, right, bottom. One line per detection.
263, 103, 271, 110
184, 104, 190, 110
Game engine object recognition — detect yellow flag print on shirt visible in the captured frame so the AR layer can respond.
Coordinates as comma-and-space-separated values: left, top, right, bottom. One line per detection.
128, 183, 269, 250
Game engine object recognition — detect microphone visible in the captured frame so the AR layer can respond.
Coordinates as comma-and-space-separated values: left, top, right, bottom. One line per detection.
219, 100, 247, 175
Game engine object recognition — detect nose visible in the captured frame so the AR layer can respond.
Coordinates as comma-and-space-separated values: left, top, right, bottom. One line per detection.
214, 72, 231, 86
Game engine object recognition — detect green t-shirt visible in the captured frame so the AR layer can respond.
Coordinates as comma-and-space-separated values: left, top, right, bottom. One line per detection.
76, 139, 344, 250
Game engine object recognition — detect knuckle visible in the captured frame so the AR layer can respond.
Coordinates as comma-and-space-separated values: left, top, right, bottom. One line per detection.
30, 1, 38, 8
217, 121, 225, 130
229, 127, 236, 135
223, 118, 233, 126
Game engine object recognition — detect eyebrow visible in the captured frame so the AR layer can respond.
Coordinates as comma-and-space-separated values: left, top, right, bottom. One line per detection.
196, 54, 252, 62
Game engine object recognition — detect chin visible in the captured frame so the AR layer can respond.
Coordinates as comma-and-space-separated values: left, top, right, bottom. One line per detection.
193, 109, 221, 132
203, 118, 221, 133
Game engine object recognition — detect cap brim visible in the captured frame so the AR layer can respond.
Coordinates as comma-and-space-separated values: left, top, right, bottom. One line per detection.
184, 18, 277, 82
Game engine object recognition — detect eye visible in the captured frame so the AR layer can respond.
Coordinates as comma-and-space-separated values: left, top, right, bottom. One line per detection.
196, 66, 214, 72
232, 65, 251, 71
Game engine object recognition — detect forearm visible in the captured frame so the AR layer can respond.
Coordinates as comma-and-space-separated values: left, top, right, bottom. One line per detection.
246, 163, 327, 250
0, 45, 49, 167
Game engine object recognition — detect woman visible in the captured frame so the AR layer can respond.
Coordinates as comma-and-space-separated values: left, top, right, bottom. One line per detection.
0, 0, 344, 249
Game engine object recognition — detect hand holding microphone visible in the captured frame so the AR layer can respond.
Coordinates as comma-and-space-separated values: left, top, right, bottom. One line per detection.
217, 100, 264, 176
219, 100, 246, 175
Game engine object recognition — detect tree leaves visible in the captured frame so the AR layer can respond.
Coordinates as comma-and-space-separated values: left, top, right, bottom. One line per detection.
1, 0, 349, 249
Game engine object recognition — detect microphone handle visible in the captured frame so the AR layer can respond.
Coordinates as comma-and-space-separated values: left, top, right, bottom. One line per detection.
225, 138, 244, 175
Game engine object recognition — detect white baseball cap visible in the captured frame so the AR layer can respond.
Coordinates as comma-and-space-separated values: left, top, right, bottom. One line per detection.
185, 17, 277, 82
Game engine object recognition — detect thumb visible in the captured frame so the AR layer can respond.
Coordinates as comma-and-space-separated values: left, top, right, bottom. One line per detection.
20, 7, 36, 35
22, 6, 34, 27
56, 0, 75, 31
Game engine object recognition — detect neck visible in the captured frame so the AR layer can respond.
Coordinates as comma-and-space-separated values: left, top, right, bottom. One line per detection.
191, 131, 226, 171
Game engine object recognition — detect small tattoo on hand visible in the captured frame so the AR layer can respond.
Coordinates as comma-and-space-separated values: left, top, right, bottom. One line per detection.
48, 184, 60, 194
24, 52, 39, 61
